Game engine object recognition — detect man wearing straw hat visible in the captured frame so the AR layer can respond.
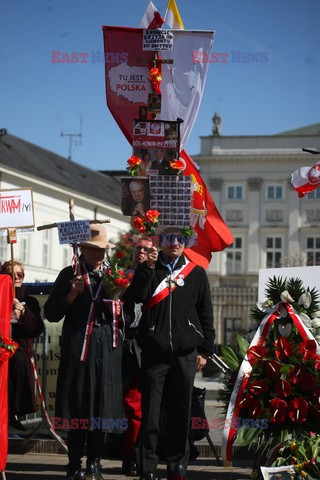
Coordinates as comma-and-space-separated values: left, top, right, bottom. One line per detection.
45, 224, 123, 480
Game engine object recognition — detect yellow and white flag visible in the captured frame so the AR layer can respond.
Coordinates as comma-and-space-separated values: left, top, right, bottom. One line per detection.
164, 0, 184, 29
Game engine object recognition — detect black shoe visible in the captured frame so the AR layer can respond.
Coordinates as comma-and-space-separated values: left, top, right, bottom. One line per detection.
66, 470, 86, 480
122, 458, 138, 476
168, 464, 188, 480
139, 473, 155, 480
10, 415, 27, 431
85, 460, 104, 480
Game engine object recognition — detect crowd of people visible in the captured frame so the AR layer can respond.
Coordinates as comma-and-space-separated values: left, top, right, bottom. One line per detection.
1, 223, 215, 480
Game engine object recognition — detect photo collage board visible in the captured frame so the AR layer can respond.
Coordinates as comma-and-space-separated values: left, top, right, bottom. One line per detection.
121, 119, 192, 229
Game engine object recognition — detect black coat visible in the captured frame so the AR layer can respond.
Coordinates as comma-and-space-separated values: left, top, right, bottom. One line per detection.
123, 253, 215, 357
44, 265, 123, 431
9, 286, 44, 417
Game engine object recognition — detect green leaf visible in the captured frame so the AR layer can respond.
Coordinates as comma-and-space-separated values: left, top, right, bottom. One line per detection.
221, 345, 240, 371
236, 334, 249, 358
236, 426, 262, 446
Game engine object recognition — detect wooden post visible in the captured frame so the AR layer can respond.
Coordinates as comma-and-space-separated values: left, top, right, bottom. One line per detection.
7, 228, 17, 296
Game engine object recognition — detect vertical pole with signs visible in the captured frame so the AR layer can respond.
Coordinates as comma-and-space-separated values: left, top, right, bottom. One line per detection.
6, 228, 17, 296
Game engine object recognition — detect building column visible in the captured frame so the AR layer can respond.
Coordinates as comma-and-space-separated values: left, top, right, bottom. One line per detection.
247, 178, 262, 273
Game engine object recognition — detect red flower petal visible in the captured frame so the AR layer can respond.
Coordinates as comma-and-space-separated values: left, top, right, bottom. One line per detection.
247, 346, 268, 365
274, 379, 292, 397
269, 398, 287, 424
297, 339, 317, 361
265, 360, 282, 380
288, 398, 309, 423
249, 380, 270, 396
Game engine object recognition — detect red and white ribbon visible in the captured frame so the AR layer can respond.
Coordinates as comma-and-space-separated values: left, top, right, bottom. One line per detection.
103, 299, 123, 348
221, 302, 320, 466
29, 353, 68, 452
80, 268, 104, 362
142, 260, 195, 312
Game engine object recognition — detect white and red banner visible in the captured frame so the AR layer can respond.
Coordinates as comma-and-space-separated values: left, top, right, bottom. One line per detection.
103, 24, 233, 267
291, 163, 320, 198
102, 26, 214, 150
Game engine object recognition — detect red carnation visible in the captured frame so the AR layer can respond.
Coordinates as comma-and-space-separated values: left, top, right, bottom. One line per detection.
265, 360, 282, 380
116, 251, 125, 259
106, 269, 112, 276
127, 156, 142, 167
249, 380, 270, 396
269, 398, 287, 424
120, 278, 130, 288
118, 269, 125, 277
114, 278, 124, 287
274, 379, 292, 397
297, 339, 317, 361
288, 398, 309, 423
169, 160, 184, 170
299, 373, 316, 391
126, 272, 134, 281
247, 346, 268, 365
145, 210, 160, 223
134, 217, 146, 233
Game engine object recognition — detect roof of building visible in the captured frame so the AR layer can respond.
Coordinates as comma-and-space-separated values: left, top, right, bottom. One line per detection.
0, 131, 121, 206
276, 123, 320, 136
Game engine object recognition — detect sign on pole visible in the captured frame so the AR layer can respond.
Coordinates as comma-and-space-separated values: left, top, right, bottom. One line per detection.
0, 188, 35, 229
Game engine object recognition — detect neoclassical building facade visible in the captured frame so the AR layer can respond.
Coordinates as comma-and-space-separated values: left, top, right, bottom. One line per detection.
194, 121, 320, 347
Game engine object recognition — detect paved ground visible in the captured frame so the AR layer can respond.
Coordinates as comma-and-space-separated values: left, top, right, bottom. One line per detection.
5, 453, 253, 479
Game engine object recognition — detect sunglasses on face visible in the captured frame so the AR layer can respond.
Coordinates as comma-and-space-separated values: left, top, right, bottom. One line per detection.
14, 272, 24, 279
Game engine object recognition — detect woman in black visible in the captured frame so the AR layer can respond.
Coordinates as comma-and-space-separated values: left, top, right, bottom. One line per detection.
44, 224, 123, 480
0, 260, 44, 430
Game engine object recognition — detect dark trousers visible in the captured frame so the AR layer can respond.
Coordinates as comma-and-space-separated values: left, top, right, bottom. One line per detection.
138, 349, 197, 477
67, 430, 105, 473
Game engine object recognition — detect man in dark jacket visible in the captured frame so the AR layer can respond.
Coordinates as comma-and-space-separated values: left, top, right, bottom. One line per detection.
123, 228, 215, 480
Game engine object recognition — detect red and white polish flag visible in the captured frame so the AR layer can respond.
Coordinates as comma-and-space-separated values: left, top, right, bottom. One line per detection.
139, 1, 164, 29
291, 163, 320, 197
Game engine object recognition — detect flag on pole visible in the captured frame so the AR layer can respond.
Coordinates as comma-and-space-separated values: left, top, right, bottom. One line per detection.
291, 163, 320, 197
181, 150, 234, 268
139, 1, 164, 29
164, 0, 184, 29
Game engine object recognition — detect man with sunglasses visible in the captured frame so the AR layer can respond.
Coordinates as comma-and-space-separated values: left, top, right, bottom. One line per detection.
123, 228, 215, 480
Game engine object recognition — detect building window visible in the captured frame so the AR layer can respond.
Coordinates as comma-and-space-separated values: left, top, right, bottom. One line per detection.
63, 247, 70, 267
266, 237, 282, 268
42, 229, 50, 268
307, 188, 320, 199
267, 185, 283, 200
224, 318, 242, 346
0, 236, 9, 263
226, 237, 243, 274
227, 185, 243, 200
306, 237, 320, 266
20, 236, 28, 264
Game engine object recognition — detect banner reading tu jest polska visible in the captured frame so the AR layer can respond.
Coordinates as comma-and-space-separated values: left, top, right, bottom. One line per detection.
102, 26, 214, 150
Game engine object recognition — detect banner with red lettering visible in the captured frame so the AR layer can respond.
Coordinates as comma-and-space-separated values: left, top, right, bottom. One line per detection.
0, 275, 14, 471
0, 188, 34, 229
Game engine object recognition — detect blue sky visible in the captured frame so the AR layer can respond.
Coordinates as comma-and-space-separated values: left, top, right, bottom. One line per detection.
1, 0, 319, 171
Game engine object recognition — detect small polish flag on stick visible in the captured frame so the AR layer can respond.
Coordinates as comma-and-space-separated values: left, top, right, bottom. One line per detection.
291, 163, 320, 197
139, 1, 164, 29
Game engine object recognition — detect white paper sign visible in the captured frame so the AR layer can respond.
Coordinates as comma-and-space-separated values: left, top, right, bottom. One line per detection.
56, 220, 91, 244
143, 29, 173, 51
0, 188, 34, 229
